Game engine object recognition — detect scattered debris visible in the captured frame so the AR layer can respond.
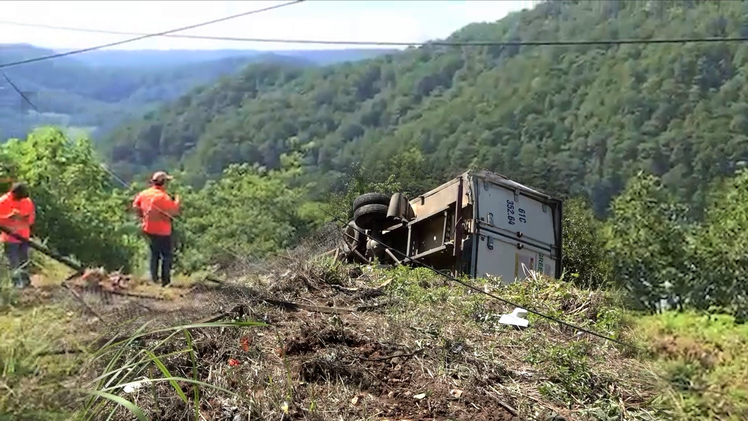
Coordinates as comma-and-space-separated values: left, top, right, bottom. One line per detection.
499, 307, 530, 328
33, 232, 659, 421
66, 267, 137, 293
123, 377, 148, 394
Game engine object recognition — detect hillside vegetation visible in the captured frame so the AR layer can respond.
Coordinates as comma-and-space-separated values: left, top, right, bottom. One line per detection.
0, 44, 393, 140
3, 1, 748, 419
105, 0, 748, 215
1, 126, 747, 419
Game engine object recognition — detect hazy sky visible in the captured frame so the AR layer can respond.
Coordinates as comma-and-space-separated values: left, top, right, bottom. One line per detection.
0, 1, 534, 51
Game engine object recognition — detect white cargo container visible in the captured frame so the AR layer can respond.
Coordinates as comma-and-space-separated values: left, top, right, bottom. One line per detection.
342, 169, 563, 283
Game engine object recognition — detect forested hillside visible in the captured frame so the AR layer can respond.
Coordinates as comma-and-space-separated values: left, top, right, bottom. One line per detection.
5, 2, 748, 418
4, 126, 748, 421
0, 44, 394, 139
104, 0, 748, 214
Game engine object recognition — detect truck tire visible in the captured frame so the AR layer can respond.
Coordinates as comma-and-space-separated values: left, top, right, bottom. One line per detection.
353, 193, 390, 211
353, 203, 388, 230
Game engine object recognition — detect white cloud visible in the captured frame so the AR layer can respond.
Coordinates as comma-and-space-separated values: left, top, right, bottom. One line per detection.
0, 1, 530, 51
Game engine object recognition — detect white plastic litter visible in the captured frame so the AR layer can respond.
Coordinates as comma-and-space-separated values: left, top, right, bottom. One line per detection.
124, 378, 151, 393
498, 307, 529, 328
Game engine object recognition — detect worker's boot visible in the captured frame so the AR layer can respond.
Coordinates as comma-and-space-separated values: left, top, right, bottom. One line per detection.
11, 271, 24, 289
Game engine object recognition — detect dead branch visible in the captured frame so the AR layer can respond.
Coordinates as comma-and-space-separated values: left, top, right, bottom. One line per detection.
358, 348, 425, 362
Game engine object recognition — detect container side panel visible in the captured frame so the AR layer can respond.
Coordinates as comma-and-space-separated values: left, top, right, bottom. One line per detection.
474, 234, 558, 283
475, 178, 557, 246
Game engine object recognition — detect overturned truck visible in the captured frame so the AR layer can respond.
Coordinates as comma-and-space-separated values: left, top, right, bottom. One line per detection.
341, 170, 563, 283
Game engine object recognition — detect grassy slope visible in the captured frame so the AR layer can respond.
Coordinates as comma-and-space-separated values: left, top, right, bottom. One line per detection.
640, 312, 748, 419
1, 249, 745, 421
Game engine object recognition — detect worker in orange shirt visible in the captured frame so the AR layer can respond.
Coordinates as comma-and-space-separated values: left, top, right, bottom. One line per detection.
132, 171, 180, 287
0, 182, 35, 288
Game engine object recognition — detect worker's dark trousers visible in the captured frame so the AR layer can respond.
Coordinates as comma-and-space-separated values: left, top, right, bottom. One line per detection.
146, 234, 173, 286
4, 241, 30, 288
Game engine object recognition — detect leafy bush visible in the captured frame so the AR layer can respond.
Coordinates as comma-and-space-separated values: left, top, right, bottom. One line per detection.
0, 128, 320, 276
1, 127, 143, 271
561, 196, 612, 289
605, 172, 693, 312
689, 169, 748, 319
639, 311, 748, 420
602, 169, 748, 318
176, 152, 317, 272
322, 162, 403, 226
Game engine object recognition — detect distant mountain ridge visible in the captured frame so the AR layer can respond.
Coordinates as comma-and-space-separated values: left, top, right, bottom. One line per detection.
66, 47, 399, 67
0, 43, 397, 139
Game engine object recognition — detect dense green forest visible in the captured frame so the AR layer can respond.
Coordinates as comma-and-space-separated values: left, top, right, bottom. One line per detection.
104, 0, 748, 216
0, 44, 393, 139
3, 2, 748, 418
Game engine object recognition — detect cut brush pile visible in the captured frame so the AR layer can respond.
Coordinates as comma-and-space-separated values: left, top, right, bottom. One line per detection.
71, 248, 668, 421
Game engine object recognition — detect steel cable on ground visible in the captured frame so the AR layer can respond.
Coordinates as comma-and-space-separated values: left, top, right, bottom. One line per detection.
1, 18, 747, 48
0, 0, 305, 70
8, 66, 635, 350
332, 213, 637, 351
6, 81, 636, 350
2, 0, 633, 348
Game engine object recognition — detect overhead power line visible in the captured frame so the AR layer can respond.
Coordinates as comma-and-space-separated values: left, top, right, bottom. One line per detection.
2, 72, 38, 112
1, 18, 748, 48
0, 0, 305, 70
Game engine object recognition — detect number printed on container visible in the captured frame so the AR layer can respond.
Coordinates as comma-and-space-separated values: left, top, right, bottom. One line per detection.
506, 200, 528, 225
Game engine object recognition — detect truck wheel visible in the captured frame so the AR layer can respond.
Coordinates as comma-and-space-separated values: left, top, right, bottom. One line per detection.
353, 193, 390, 211
354, 204, 388, 230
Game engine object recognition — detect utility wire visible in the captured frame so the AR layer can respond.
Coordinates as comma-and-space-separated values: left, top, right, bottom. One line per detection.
0, 0, 305, 70
7, 62, 633, 350
0, 72, 246, 262
0, 0, 304, 227
0, 74, 226, 255
0, 4, 639, 351
2, 72, 38, 112
1, 74, 134, 193
1, 18, 747, 48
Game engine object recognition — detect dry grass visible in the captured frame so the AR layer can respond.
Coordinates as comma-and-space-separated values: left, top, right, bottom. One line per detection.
2, 231, 672, 420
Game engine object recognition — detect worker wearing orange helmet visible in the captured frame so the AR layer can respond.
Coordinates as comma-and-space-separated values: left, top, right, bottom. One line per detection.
132, 171, 180, 287
0, 182, 35, 288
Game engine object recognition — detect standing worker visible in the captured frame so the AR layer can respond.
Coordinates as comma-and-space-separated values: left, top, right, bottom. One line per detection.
132, 171, 180, 287
0, 182, 35, 288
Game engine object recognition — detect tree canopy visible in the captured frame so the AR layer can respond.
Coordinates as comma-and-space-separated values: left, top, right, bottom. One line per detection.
102, 0, 748, 215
